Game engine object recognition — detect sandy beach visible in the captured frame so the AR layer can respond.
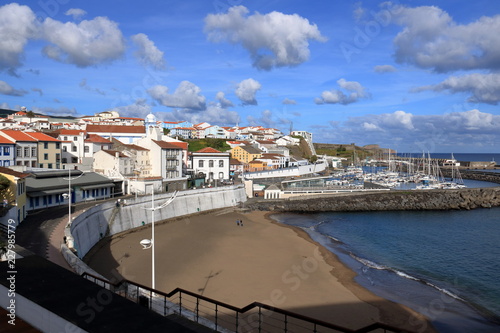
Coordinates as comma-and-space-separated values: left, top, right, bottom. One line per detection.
85, 208, 433, 332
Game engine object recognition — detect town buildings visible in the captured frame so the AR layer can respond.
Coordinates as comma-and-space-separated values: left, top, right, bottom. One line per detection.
0, 108, 324, 228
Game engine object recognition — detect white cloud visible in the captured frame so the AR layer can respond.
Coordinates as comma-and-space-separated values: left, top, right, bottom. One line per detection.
315, 109, 500, 152
0, 3, 37, 73
79, 78, 106, 96
393, 5, 500, 72
160, 104, 240, 126
32, 87, 43, 96
148, 81, 206, 110
0, 80, 28, 96
374, 65, 397, 73
130, 33, 166, 70
315, 78, 370, 105
41, 16, 126, 67
204, 5, 326, 70
65, 8, 87, 20
113, 99, 153, 119
413, 73, 500, 105
235, 78, 261, 105
216, 91, 234, 108
282, 98, 297, 105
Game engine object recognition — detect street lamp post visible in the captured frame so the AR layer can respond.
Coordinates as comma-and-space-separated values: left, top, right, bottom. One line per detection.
140, 190, 177, 291
63, 168, 84, 226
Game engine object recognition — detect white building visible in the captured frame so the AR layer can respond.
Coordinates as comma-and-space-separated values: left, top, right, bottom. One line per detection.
93, 150, 134, 178
189, 147, 230, 184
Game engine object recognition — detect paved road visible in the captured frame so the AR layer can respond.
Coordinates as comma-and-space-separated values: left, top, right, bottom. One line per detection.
15, 198, 123, 260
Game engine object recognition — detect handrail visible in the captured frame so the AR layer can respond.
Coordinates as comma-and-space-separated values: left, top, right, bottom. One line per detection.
81, 272, 414, 333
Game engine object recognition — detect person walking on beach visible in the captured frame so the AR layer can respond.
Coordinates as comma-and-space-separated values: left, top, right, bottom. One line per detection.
240, 219, 243, 227
236, 219, 240, 226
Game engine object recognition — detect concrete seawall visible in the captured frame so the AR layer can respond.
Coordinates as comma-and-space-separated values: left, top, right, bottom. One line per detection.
68, 186, 247, 260
246, 187, 500, 212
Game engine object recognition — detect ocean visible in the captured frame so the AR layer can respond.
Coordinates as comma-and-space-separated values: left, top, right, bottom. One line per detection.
272, 207, 500, 332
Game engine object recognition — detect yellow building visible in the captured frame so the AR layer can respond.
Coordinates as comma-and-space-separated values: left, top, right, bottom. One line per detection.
0, 167, 29, 227
229, 145, 262, 164
27, 132, 62, 169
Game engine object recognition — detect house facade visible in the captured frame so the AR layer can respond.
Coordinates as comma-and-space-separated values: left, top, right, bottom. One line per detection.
0, 167, 28, 227
0, 136, 15, 168
189, 147, 230, 184
0, 130, 38, 167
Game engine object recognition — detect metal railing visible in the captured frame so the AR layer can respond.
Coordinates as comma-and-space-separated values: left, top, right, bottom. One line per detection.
82, 272, 413, 333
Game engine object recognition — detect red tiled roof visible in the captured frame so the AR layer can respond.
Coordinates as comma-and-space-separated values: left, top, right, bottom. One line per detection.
0, 130, 37, 142
0, 136, 14, 144
25, 132, 61, 142
60, 129, 86, 135
125, 144, 149, 151
86, 124, 145, 133
152, 140, 182, 149
196, 147, 222, 153
102, 150, 128, 158
168, 141, 188, 150
0, 166, 29, 178
85, 134, 112, 144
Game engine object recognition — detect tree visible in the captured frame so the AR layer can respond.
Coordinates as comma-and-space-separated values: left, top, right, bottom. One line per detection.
309, 155, 318, 164
26, 110, 36, 124
0, 174, 10, 194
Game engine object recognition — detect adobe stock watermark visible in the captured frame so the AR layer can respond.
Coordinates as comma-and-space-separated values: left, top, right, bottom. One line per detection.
64, 287, 114, 332
35, 0, 72, 22
213, 0, 243, 13
238, 247, 323, 332
5, 219, 17, 326
407, 277, 463, 333
339, 1, 402, 64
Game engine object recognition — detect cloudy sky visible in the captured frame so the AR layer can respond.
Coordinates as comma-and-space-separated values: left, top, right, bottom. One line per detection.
1, 0, 499, 153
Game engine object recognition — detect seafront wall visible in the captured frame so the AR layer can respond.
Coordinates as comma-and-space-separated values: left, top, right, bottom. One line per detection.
442, 170, 500, 184
246, 187, 500, 212
68, 186, 247, 260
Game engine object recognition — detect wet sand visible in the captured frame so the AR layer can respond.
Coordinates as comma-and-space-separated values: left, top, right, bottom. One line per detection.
85, 209, 433, 332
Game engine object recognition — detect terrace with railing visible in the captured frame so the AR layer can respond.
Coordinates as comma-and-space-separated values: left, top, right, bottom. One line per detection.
83, 272, 413, 333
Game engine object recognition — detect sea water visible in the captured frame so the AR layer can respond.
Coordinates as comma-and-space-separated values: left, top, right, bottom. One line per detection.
272, 208, 500, 333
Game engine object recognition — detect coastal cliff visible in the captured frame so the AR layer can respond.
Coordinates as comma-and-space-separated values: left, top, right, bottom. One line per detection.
246, 187, 500, 212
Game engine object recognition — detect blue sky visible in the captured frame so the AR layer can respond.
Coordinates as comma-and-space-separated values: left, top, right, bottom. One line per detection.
1, 0, 500, 153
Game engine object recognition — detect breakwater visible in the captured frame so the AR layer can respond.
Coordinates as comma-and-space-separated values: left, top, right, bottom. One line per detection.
442, 169, 500, 184
246, 187, 500, 212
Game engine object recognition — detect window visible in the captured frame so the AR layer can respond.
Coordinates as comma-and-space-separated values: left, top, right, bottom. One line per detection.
73, 136, 78, 141
71, 157, 77, 163
209, 160, 214, 167
44, 142, 48, 149
4, 147, 9, 156
31, 147, 36, 157
24, 147, 30, 157
72, 146, 77, 152
44, 153, 48, 160
199, 160, 204, 167
56, 153, 60, 162
62, 158, 67, 163
64, 136, 68, 141
219, 160, 224, 167
56, 143, 60, 149
63, 146, 67, 152
48, 163, 52, 169
84, 146, 89, 153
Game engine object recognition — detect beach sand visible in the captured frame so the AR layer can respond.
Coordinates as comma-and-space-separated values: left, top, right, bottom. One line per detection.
85, 209, 433, 332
